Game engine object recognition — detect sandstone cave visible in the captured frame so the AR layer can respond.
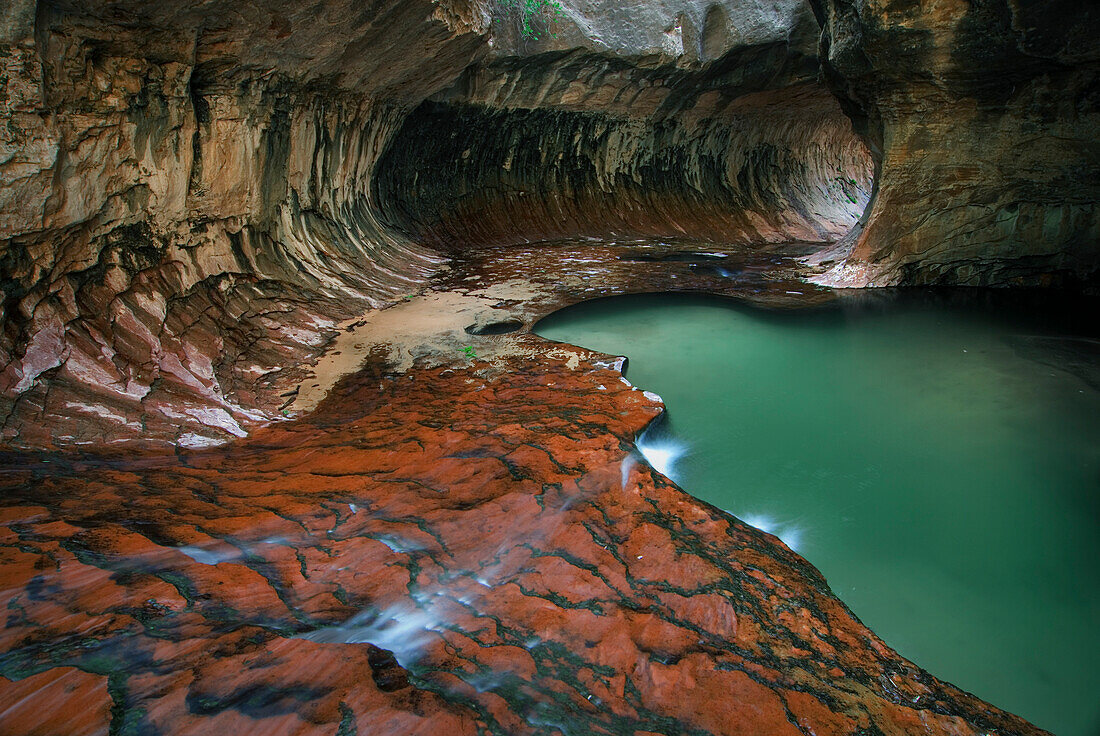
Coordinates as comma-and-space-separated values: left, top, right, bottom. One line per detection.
0, 1, 1098, 734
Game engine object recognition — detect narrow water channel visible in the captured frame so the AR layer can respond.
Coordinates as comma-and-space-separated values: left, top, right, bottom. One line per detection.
535, 290, 1100, 736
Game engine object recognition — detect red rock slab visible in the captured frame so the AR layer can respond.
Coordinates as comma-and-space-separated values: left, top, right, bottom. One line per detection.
0, 246, 1052, 736
0, 667, 112, 736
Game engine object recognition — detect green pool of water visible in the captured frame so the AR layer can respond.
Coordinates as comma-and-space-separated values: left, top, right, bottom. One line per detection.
535, 290, 1100, 736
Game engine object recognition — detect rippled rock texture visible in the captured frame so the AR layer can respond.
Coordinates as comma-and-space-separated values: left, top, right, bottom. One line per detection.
0, 0, 484, 448
0, 2, 1093, 733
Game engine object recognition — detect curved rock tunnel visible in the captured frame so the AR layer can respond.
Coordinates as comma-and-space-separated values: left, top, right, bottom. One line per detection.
373, 62, 871, 248
0, 0, 1097, 447
0, 0, 878, 447
1, 1, 1099, 735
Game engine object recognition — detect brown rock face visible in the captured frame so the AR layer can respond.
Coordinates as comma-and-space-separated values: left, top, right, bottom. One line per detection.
0, 0, 878, 448
375, 10, 871, 249
0, 0, 485, 448
808, 0, 1100, 286
376, 84, 869, 248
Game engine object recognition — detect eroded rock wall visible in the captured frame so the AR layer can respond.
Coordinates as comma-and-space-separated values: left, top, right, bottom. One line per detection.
1, 96, 443, 449
2, 0, 874, 449
377, 69, 870, 247
11, 0, 1097, 447
0, 0, 487, 447
378, 0, 868, 251
809, 0, 1100, 286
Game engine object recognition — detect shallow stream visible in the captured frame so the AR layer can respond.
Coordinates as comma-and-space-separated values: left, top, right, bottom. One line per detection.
536, 290, 1100, 736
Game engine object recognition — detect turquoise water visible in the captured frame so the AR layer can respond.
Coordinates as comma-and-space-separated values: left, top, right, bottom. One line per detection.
536, 291, 1100, 736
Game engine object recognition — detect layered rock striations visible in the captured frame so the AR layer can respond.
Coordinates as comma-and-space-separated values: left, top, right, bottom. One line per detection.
376, 2, 871, 247
808, 0, 1100, 286
0, 2, 1093, 733
377, 84, 869, 247
0, 0, 878, 448
2, 0, 1099, 446
0, 0, 486, 448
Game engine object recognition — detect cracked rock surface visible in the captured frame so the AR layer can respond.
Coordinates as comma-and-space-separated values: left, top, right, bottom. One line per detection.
0, 242, 1050, 735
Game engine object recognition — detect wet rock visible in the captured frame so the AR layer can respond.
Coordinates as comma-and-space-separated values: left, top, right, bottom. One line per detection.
0, 338, 1050, 734
0, 667, 112, 736
0, 1, 1095, 726
465, 319, 525, 335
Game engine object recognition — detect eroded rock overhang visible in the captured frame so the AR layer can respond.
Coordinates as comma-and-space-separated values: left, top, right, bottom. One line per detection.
808, 0, 1100, 287
0, 0, 876, 448
1, 0, 1097, 447
1, 0, 487, 447
374, 11, 871, 247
